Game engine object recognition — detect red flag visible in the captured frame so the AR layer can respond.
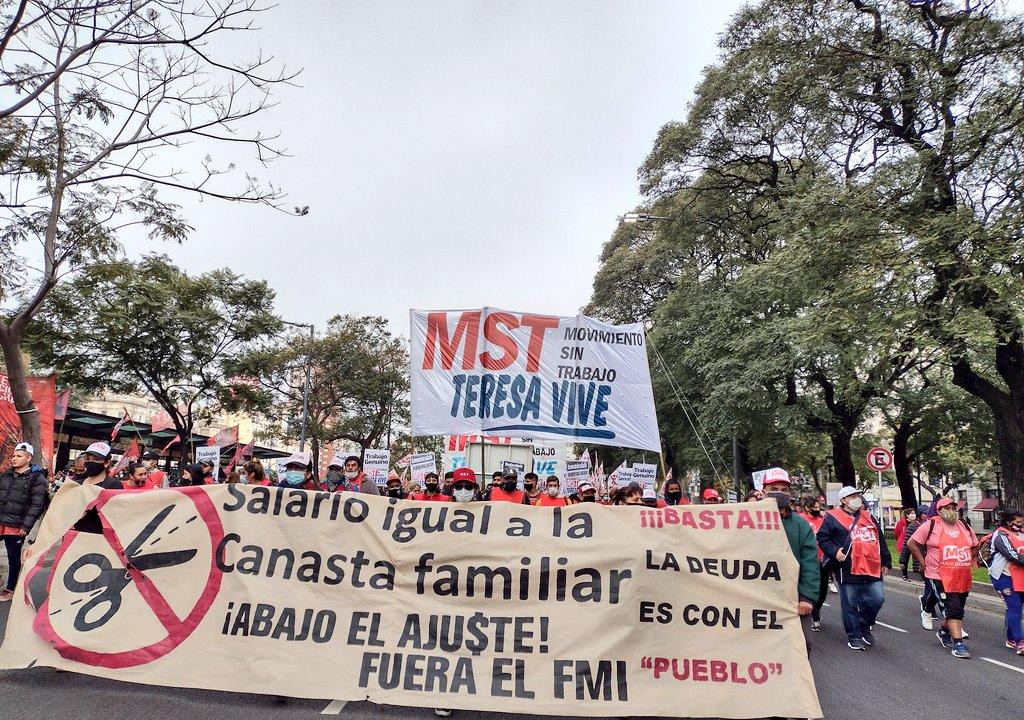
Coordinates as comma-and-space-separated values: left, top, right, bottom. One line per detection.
161, 435, 181, 454
226, 440, 254, 473
54, 388, 71, 421
150, 410, 173, 434
208, 425, 239, 447
110, 439, 140, 476
111, 408, 132, 442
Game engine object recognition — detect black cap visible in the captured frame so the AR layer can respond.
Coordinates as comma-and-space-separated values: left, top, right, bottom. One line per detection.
142, 450, 160, 460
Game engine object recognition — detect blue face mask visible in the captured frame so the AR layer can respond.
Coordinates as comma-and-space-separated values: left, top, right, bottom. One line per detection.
281, 470, 306, 486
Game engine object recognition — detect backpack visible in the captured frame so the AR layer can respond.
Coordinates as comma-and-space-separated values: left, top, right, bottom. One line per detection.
977, 530, 997, 568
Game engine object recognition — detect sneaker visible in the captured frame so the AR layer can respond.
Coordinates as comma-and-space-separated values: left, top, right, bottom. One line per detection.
847, 637, 867, 651
920, 611, 933, 630
810, 620, 822, 633
961, 629, 969, 640
1016, 642, 1024, 656
434, 710, 452, 718
951, 641, 971, 659
861, 629, 875, 647
829, 581, 838, 594
936, 629, 954, 650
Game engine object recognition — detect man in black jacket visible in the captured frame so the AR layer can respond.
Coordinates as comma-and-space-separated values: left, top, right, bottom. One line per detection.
0, 442, 48, 600
816, 486, 892, 651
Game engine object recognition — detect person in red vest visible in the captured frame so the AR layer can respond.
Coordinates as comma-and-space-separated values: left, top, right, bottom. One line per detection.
412, 472, 451, 502
537, 475, 569, 507
662, 477, 690, 505
523, 472, 543, 505
988, 507, 1024, 655
488, 470, 529, 504
908, 497, 979, 659
141, 450, 167, 488
123, 462, 159, 491
800, 495, 830, 633
576, 481, 598, 503
816, 486, 891, 652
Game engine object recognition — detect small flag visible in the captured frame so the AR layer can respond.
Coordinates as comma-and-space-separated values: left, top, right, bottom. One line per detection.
150, 411, 174, 434
226, 440, 255, 473
161, 435, 181, 454
111, 408, 132, 442
578, 448, 592, 467
395, 453, 412, 469
54, 389, 71, 421
110, 439, 140, 476
208, 425, 239, 447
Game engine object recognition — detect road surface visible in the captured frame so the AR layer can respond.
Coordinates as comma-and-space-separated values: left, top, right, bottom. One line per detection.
0, 568, 1020, 719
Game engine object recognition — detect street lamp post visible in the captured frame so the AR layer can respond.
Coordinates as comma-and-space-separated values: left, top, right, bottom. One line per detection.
282, 320, 315, 452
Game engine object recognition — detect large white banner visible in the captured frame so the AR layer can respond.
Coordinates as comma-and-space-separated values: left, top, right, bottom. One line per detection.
410, 309, 660, 452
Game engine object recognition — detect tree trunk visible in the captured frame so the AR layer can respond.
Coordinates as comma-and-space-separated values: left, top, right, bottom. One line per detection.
0, 327, 43, 464
993, 407, 1024, 509
892, 421, 918, 509
310, 436, 321, 479
830, 428, 857, 487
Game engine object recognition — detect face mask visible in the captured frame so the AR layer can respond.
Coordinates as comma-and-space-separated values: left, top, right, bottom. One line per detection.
84, 461, 106, 476
238, 474, 248, 484
1010, 524, 1023, 533
502, 479, 517, 492
326, 470, 343, 487
810, 508, 822, 517
666, 491, 682, 501
939, 509, 958, 523
768, 491, 790, 512
906, 514, 916, 522
453, 488, 474, 503
344, 471, 358, 480
546, 487, 559, 497
426, 482, 439, 492
581, 495, 596, 502
387, 488, 403, 498
846, 497, 863, 511
282, 470, 305, 486
524, 482, 535, 491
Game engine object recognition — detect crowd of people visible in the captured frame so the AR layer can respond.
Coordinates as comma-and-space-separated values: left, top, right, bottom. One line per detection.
1, 442, 1023, 670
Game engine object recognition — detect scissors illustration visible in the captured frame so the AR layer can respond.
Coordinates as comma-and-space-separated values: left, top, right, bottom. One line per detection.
63, 505, 197, 632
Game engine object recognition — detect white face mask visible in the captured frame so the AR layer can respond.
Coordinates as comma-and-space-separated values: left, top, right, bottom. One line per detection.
546, 487, 559, 497
344, 471, 358, 480
846, 497, 863, 511
453, 488, 474, 503
238, 474, 248, 484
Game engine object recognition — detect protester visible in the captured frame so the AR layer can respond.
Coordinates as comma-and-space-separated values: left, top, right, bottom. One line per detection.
764, 473, 820, 644
123, 462, 158, 491
226, 471, 241, 484
576, 481, 598, 503
894, 507, 914, 555
441, 470, 455, 496
329, 456, 380, 495
703, 488, 722, 505
662, 478, 689, 505
73, 442, 124, 490
907, 497, 979, 659
198, 458, 217, 484
141, 449, 167, 488
480, 471, 503, 501
407, 481, 422, 495
449, 467, 479, 503
0, 442, 48, 601
988, 507, 1024, 655
800, 496, 829, 633
277, 452, 318, 490
323, 458, 347, 491
412, 472, 451, 502
523, 472, 543, 505
898, 505, 926, 581
385, 473, 408, 499
622, 482, 644, 506
241, 459, 271, 487
178, 463, 206, 487
537, 475, 569, 507
816, 486, 891, 651
488, 470, 529, 504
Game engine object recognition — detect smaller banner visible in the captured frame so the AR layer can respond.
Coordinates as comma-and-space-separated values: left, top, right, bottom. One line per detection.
531, 442, 566, 480
409, 452, 437, 484
362, 449, 391, 488
195, 445, 220, 475
633, 463, 657, 491
563, 460, 590, 495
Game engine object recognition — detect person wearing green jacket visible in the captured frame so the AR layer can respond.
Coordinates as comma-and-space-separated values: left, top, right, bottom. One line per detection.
761, 468, 820, 648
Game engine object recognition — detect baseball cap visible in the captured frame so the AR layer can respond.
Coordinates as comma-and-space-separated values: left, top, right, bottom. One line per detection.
142, 449, 160, 460
702, 488, 721, 501
85, 441, 112, 459
837, 486, 861, 501
14, 442, 34, 455
935, 497, 956, 510
762, 467, 791, 486
283, 451, 310, 468
578, 481, 595, 493
642, 488, 657, 500
452, 467, 477, 484
502, 469, 518, 479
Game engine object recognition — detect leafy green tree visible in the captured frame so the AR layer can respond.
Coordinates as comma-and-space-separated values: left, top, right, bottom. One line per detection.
26, 256, 281, 465
0, 1, 292, 462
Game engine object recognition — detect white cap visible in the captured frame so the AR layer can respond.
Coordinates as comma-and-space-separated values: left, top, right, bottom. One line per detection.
578, 482, 595, 493
762, 467, 791, 486
85, 441, 112, 459
642, 487, 657, 500
837, 486, 861, 501
14, 442, 34, 455
283, 451, 310, 468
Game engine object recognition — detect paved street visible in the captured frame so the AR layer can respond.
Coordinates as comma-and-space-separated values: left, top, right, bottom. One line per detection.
1, 567, 1021, 720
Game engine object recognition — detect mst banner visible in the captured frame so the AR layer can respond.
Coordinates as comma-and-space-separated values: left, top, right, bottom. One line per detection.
0, 486, 821, 719
409, 308, 660, 452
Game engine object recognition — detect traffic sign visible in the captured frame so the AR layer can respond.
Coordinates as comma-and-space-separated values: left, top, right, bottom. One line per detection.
866, 447, 893, 472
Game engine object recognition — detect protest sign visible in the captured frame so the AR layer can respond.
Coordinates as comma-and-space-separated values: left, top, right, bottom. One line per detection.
409, 452, 437, 483
0, 373, 56, 468
410, 309, 660, 452
751, 471, 767, 491
195, 445, 220, 476
363, 449, 391, 488
0, 486, 821, 718
632, 463, 657, 491
531, 442, 566, 480
563, 460, 590, 495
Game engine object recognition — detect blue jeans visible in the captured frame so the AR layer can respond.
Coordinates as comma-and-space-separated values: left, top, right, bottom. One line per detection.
992, 574, 1024, 644
838, 580, 885, 641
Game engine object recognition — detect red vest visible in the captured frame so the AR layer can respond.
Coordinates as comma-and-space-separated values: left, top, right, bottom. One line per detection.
147, 470, 167, 488
933, 520, 975, 593
799, 512, 825, 561
526, 492, 543, 506
489, 487, 526, 504
827, 508, 882, 578
995, 528, 1024, 592
537, 494, 567, 507
412, 492, 452, 502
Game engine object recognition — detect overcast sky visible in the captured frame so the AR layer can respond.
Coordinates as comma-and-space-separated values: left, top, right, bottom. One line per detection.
124, 1, 749, 337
